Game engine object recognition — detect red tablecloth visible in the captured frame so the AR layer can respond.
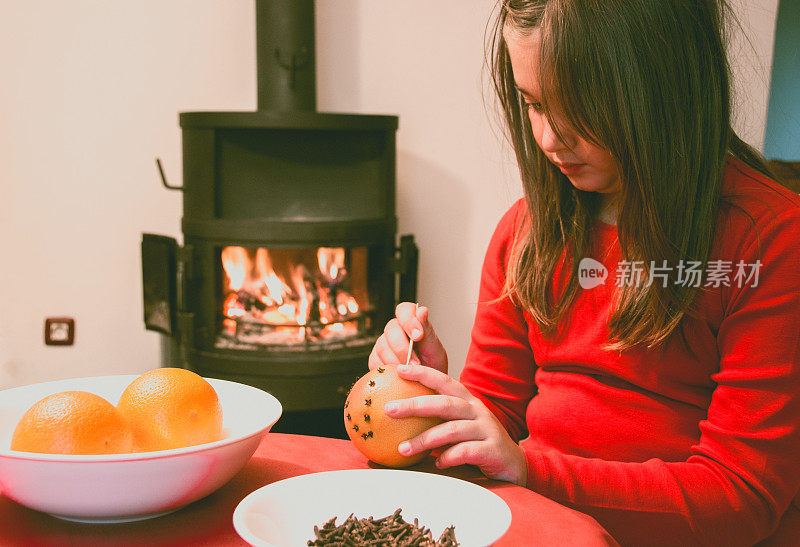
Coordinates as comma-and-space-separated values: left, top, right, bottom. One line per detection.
0, 433, 617, 546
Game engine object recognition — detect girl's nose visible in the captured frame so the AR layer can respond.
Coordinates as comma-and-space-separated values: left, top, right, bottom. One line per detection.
539, 116, 574, 153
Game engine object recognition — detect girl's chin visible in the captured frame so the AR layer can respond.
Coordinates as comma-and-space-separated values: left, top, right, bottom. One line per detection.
566, 177, 619, 195
566, 178, 600, 192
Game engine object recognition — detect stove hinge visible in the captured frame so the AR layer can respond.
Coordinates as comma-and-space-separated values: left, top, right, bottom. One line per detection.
175, 244, 196, 349
392, 234, 419, 304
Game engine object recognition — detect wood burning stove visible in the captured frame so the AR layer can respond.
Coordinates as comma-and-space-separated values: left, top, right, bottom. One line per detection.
141, 0, 417, 438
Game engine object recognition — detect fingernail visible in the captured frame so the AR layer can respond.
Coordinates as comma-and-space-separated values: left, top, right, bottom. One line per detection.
397, 364, 411, 373
398, 441, 411, 455
435, 459, 442, 468
384, 401, 398, 413
411, 328, 422, 341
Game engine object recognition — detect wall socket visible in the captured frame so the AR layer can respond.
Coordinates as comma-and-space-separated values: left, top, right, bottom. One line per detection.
45, 317, 75, 346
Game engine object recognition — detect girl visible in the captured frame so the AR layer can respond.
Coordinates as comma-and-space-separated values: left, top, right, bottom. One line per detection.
369, 0, 800, 545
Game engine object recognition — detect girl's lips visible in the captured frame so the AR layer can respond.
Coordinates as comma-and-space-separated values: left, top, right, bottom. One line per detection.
555, 162, 586, 175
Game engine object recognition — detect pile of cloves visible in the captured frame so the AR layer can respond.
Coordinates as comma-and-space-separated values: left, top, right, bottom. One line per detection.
307, 508, 459, 546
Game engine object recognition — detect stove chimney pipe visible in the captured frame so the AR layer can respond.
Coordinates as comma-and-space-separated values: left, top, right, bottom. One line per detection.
255, 0, 316, 112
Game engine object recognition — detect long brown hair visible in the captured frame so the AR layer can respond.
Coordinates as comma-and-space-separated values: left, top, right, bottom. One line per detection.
489, 0, 772, 350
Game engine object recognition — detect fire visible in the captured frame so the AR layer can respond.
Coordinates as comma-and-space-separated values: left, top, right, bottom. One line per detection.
255, 248, 287, 306
223, 293, 246, 318
221, 247, 249, 291
337, 293, 359, 316
218, 246, 367, 346
292, 265, 311, 326
317, 247, 345, 283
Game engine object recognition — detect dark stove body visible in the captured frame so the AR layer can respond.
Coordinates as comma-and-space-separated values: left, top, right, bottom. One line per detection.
141, 0, 416, 438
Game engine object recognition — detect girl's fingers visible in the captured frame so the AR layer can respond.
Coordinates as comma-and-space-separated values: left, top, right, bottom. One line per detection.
395, 303, 425, 338
378, 344, 401, 365
368, 337, 390, 369
367, 347, 382, 370
395, 364, 472, 399
415, 306, 447, 367
396, 304, 448, 371
384, 394, 476, 421
398, 419, 481, 457
413, 305, 443, 349
383, 319, 420, 365
433, 440, 484, 470
369, 336, 402, 367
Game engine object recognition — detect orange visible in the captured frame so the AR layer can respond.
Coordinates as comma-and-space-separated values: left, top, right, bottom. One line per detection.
11, 391, 134, 455
116, 368, 223, 452
344, 365, 442, 467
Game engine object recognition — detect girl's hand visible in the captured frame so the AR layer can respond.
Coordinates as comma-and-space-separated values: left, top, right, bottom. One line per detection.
368, 303, 449, 374
385, 364, 528, 487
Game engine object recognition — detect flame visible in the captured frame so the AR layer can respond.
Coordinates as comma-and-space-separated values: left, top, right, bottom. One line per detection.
222, 318, 237, 335
317, 247, 345, 283
336, 293, 359, 316
291, 265, 310, 326
263, 272, 286, 306
254, 248, 286, 305
221, 246, 249, 291
219, 246, 366, 346
320, 320, 358, 339
223, 293, 246, 318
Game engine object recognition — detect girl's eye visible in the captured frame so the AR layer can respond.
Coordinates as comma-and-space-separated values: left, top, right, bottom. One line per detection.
525, 102, 543, 113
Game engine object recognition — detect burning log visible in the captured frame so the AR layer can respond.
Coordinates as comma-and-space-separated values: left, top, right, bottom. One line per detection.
235, 290, 268, 312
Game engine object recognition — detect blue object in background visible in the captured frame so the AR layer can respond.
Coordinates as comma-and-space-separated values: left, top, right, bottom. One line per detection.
764, 0, 800, 161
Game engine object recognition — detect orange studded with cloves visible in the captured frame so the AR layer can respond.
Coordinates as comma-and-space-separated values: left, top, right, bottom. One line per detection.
344, 365, 441, 467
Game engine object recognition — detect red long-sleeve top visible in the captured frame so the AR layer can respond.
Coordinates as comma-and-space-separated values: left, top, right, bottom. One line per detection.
460, 157, 800, 545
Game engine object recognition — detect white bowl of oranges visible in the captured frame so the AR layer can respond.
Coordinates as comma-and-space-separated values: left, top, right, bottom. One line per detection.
0, 368, 282, 523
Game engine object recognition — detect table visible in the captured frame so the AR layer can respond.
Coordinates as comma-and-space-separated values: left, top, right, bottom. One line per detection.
0, 433, 618, 546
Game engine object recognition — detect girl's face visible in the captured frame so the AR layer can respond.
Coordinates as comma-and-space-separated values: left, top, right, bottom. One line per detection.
505, 28, 622, 198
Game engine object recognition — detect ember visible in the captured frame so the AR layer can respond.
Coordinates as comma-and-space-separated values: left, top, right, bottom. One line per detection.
216, 246, 372, 348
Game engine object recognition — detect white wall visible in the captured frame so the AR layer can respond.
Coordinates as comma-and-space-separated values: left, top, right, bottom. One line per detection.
729, 0, 780, 150
0, 0, 778, 390
0, 0, 256, 388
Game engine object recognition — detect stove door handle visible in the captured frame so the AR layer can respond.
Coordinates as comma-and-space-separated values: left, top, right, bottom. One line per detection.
155, 157, 184, 191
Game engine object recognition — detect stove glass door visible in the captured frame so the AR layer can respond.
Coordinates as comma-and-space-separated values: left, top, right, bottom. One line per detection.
216, 245, 374, 350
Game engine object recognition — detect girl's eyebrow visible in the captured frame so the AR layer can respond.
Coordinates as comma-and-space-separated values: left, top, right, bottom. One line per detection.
513, 83, 537, 98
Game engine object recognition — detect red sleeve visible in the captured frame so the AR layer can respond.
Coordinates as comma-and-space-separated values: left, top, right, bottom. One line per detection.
525, 207, 800, 545
460, 199, 537, 442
